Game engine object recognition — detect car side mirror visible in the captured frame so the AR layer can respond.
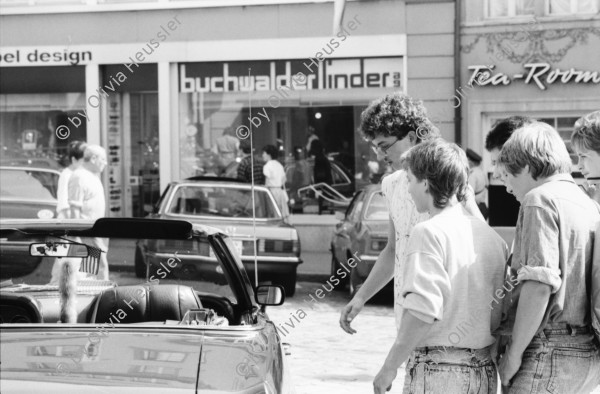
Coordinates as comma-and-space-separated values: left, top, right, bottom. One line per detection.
255, 285, 285, 306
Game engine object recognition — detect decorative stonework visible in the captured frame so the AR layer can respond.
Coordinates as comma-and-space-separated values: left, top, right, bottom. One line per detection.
461, 27, 600, 63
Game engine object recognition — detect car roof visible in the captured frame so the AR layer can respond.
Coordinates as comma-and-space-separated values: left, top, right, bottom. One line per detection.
171, 179, 271, 191
185, 176, 246, 183
0, 166, 61, 175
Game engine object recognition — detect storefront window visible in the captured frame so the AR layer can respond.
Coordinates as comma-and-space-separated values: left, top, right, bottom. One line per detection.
0, 67, 87, 169
177, 58, 403, 210
538, 116, 580, 170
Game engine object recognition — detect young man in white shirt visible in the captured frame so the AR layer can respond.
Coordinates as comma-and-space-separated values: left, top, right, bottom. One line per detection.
340, 93, 483, 332
373, 139, 508, 393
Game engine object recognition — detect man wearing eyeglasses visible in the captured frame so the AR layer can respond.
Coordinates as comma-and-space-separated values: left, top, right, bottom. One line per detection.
338, 92, 485, 393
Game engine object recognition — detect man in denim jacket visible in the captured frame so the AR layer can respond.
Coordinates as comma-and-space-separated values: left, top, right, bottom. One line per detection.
496, 121, 600, 393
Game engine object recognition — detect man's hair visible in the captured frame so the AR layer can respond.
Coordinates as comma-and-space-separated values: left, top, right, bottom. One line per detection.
485, 115, 535, 152
571, 110, 600, 154
83, 145, 106, 162
405, 138, 469, 209
68, 140, 87, 161
262, 144, 278, 160
240, 141, 252, 154
498, 122, 572, 180
359, 92, 439, 143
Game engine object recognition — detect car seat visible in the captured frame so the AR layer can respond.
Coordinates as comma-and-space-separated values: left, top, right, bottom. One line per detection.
89, 284, 202, 323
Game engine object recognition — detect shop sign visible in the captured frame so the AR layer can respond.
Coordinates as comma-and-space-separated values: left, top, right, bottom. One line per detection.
467, 63, 600, 91
0, 49, 92, 66
179, 57, 403, 93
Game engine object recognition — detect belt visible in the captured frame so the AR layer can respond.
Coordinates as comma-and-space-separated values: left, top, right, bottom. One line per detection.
415, 345, 487, 354
539, 324, 591, 337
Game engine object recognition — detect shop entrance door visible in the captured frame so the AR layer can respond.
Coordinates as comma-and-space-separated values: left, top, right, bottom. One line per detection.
106, 92, 159, 217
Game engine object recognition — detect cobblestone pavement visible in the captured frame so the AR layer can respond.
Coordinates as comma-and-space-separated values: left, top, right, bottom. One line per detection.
269, 282, 600, 394
267, 281, 404, 394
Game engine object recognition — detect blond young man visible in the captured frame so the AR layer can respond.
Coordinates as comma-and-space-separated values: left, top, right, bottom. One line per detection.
496, 122, 600, 393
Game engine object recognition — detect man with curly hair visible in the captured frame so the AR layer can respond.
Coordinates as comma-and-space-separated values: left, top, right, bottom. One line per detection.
338, 93, 485, 391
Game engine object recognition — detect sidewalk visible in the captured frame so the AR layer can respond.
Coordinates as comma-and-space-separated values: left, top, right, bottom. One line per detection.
289, 214, 338, 281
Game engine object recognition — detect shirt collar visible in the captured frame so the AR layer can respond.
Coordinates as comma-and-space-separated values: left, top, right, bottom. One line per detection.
539, 173, 575, 186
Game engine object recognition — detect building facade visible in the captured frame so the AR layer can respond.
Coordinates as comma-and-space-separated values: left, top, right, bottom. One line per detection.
459, 0, 600, 225
0, 0, 458, 217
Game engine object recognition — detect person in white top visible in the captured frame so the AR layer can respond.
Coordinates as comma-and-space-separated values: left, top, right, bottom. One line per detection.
56, 140, 87, 219
262, 144, 289, 221
373, 139, 507, 393
68, 145, 109, 280
337, 93, 486, 392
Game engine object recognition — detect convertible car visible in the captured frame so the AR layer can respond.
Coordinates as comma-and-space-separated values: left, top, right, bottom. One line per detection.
0, 218, 293, 393
142, 178, 301, 296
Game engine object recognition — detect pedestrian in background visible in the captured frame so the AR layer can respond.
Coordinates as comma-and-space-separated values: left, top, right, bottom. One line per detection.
311, 139, 333, 215
305, 125, 319, 156
571, 110, 600, 204
213, 127, 239, 174
236, 142, 265, 185
485, 116, 535, 181
372, 139, 507, 394
570, 110, 600, 346
56, 140, 87, 219
288, 146, 311, 208
262, 144, 289, 221
466, 148, 489, 219
496, 122, 600, 393
68, 144, 110, 281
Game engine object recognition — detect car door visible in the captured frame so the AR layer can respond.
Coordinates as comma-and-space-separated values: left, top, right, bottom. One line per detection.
332, 191, 365, 260
330, 162, 354, 197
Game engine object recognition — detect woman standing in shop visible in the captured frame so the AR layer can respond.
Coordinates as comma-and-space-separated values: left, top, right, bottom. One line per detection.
262, 144, 290, 222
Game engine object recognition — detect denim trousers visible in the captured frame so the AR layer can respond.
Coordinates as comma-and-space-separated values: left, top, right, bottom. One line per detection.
402, 345, 497, 394
505, 327, 600, 394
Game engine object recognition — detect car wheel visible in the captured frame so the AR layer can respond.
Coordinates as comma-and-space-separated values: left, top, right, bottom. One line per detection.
134, 247, 146, 278
349, 267, 362, 298
330, 251, 348, 291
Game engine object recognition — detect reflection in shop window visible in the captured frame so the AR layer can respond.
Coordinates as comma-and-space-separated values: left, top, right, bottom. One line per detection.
0, 93, 87, 169
488, 0, 536, 17
548, 0, 598, 14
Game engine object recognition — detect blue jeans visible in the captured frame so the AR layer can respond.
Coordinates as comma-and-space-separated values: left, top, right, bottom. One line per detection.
402, 345, 497, 394
506, 326, 600, 394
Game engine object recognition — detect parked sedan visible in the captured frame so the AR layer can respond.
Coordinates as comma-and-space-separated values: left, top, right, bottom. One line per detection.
0, 218, 293, 393
0, 166, 60, 219
330, 184, 391, 297
142, 177, 302, 296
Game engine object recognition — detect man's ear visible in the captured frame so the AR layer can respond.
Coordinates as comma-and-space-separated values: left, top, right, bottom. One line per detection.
407, 131, 417, 144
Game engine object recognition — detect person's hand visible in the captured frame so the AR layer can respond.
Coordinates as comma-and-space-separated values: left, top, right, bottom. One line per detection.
339, 296, 364, 334
498, 347, 522, 387
373, 365, 397, 394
